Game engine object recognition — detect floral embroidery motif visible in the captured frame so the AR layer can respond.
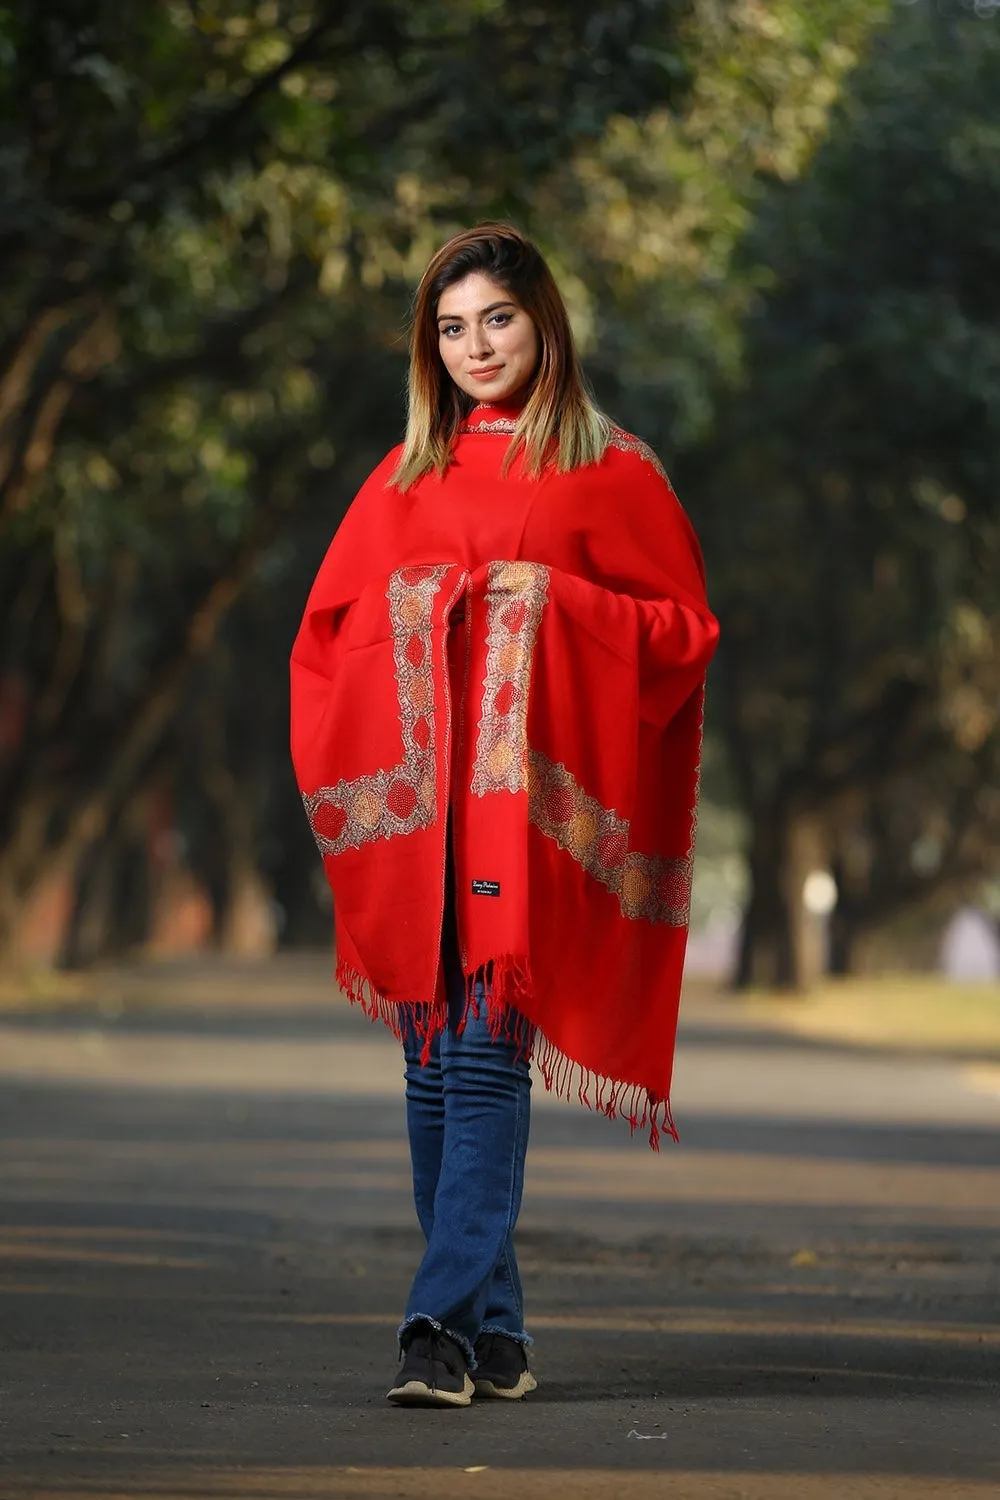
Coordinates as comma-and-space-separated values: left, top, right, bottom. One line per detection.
472, 561, 550, 796
608, 427, 668, 482
527, 751, 692, 926
303, 564, 454, 856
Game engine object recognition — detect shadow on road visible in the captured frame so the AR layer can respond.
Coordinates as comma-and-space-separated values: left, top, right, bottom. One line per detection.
0, 975, 998, 1496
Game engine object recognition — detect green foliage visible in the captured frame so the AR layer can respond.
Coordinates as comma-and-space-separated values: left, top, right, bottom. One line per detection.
1, 0, 990, 971
690, 0, 1000, 974
0, 0, 701, 950
551, 0, 893, 445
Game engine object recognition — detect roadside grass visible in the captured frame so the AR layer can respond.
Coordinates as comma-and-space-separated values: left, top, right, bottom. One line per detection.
737, 974, 1000, 1058
4, 958, 1000, 1061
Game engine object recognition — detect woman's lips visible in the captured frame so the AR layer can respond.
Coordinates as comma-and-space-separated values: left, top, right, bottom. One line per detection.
468, 366, 502, 380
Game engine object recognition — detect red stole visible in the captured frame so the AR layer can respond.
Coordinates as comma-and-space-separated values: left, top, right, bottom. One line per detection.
290, 404, 719, 1145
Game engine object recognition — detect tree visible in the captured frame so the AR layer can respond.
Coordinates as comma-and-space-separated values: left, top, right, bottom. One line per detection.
0, 0, 924, 970
687, 0, 1000, 985
0, 0, 696, 961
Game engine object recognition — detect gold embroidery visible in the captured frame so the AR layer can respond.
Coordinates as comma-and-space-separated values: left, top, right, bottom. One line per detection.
528, 751, 692, 926
472, 561, 550, 796
460, 416, 518, 436
461, 417, 668, 482
689, 683, 705, 858
304, 564, 456, 856
608, 427, 669, 482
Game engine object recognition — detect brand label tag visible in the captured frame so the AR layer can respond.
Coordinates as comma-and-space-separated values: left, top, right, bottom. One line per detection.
471, 879, 501, 897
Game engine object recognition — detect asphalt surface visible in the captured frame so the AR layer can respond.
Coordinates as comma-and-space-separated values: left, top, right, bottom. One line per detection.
0, 957, 998, 1500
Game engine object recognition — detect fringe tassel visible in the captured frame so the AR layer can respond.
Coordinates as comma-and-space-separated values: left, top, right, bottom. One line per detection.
530, 1034, 677, 1151
335, 956, 449, 1059
335, 953, 677, 1151
335, 957, 404, 1040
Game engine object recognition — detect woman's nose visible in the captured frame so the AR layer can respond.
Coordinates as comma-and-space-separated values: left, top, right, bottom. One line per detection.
468, 327, 494, 360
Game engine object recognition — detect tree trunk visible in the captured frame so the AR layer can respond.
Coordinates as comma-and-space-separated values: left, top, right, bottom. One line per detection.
0, 791, 57, 968
734, 803, 798, 989
59, 806, 153, 970
828, 900, 863, 976
0, 534, 268, 968
735, 803, 831, 991
200, 772, 274, 958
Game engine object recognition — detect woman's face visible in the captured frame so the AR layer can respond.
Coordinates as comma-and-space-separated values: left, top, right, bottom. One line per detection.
436, 272, 540, 404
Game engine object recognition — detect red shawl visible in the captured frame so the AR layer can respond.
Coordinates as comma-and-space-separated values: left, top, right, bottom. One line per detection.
290, 401, 719, 1146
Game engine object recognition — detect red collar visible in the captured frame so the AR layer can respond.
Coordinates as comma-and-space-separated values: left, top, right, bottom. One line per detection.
463, 397, 525, 432
472, 393, 527, 420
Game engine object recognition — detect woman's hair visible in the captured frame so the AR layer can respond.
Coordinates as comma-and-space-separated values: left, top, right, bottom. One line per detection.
390, 222, 611, 490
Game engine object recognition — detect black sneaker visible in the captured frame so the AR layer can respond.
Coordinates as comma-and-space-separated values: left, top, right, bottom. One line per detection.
387, 1325, 474, 1408
472, 1331, 537, 1400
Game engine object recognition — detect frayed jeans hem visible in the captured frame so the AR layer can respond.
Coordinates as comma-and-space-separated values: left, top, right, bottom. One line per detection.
479, 1324, 533, 1348
397, 1313, 477, 1371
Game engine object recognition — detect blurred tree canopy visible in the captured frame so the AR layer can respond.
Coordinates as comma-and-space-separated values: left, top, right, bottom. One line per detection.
687, 0, 1000, 985
0, 0, 995, 984
0, 0, 695, 955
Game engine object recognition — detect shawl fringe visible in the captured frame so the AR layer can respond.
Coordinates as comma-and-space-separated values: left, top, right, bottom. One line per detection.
335, 954, 677, 1152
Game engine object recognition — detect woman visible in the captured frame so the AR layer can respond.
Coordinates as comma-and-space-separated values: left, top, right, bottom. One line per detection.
290, 223, 719, 1409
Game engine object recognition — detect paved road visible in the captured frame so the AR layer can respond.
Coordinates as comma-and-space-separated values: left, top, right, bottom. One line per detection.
0, 958, 998, 1499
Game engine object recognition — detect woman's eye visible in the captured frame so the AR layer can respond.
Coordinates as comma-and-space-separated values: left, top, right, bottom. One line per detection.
441, 324, 463, 337
488, 313, 512, 327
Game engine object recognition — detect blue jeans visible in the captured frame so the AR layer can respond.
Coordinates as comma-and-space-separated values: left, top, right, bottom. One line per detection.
399, 904, 533, 1368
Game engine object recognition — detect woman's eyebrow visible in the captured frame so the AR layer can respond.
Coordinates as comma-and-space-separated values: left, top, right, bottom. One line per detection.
436, 300, 517, 323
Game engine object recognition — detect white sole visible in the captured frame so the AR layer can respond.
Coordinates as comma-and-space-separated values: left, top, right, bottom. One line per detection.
387, 1374, 474, 1408
473, 1370, 538, 1400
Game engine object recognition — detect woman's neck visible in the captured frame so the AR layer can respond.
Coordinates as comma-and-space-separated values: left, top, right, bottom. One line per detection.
472, 390, 529, 420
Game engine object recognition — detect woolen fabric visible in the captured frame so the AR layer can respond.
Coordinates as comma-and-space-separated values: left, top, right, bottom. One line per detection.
290, 401, 719, 1145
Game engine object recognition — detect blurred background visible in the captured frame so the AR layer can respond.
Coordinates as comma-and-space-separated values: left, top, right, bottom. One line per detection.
2, 0, 999, 1006
3, 8, 1000, 1484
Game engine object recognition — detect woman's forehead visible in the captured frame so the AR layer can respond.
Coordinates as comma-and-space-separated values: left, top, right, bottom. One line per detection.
436, 272, 518, 320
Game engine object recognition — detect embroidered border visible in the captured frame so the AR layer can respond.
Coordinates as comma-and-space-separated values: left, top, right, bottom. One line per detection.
608, 427, 668, 482
303, 564, 451, 856
461, 416, 668, 483
689, 682, 705, 860
460, 416, 517, 435
471, 561, 550, 796
527, 750, 692, 926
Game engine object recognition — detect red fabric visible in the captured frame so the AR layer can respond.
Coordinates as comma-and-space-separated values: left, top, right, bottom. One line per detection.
290, 402, 719, 1145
